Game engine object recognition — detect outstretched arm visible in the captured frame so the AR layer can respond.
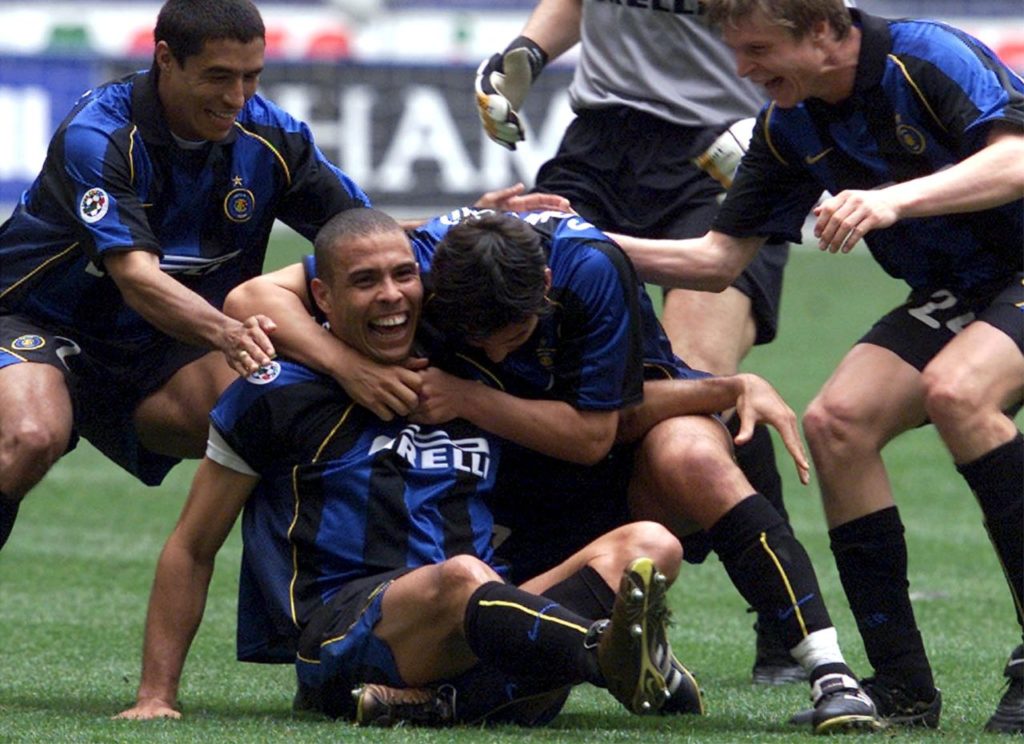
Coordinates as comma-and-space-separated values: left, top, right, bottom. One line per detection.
105, 250, 275, 377
115, 459, 257, 720
607, 230, 765, 292
814, 127, 1024, 253
618, 375, 810, 485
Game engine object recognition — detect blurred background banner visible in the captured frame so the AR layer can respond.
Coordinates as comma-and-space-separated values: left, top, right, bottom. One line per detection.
0, 0, 1021, 212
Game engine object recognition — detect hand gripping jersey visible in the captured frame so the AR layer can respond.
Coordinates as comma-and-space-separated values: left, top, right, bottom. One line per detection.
715, 10, 1024, 294
411, 209, 702, 413
0, 71, 369, 352
210, 358, 503, 663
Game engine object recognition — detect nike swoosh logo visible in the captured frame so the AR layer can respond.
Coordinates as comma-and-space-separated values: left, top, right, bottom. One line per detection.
54, 337, 82, 371
804, 147, 834, 165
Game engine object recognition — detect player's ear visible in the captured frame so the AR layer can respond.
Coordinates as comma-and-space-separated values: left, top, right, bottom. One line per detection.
310, 276, 332, 317
543, 267, 552, 293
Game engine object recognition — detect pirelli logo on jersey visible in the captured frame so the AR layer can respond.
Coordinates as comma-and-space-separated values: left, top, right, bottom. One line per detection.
370, 424, 492, 479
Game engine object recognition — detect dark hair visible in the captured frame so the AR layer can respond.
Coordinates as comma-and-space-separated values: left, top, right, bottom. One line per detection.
429, 213, 550, 340
703, 0, 852, 40
314, 208, 406, 284
153, 0, 265, 68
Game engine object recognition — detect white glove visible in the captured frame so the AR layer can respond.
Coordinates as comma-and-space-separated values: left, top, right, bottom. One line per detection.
475, 38, 547, 151
692, 117, 757, 189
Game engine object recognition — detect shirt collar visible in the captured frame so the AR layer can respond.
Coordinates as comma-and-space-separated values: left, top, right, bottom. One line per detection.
851, 8, 892, 98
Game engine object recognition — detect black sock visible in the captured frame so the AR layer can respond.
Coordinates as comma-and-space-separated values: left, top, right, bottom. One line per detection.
957, 433, 1024, 632
541, 565, 615, 621
443, 663, 571, 726
0, 493, 20, 551
709, 494, 833, 652
829, 507, 935, 696
463, 582, 599, 687
728, 418, 790, 523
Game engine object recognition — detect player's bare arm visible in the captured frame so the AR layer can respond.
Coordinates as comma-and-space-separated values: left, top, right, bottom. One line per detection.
814, 127, 1024, 253
224, 265, 424, 420
617, 376, 809, 485
115, 459, 257, 720
411, 365, 618, 465
607, 230, 765, 292
104, 250, 275, 377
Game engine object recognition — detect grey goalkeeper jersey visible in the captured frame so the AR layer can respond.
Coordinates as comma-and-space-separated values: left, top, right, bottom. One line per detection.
569, 0, 766, 129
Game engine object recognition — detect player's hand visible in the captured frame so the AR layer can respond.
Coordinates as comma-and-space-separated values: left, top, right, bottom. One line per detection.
731, 373, 810, 485
337, 355, 427, 421
474, 182, 572, 213
223, 314, 277, 377
692, 117, 756, 189
813, 189, 898, 253
476, 37, 547, 151
113, 698, 181, 720
409, 366, 468, 424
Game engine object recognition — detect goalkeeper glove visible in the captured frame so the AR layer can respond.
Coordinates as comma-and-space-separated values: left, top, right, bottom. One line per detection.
475, 36, 548, 151
692, 117, 756, 189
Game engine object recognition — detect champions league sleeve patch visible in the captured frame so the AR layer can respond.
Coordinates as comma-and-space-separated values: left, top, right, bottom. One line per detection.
246, 360, 281, 385
79, 187, 110, 224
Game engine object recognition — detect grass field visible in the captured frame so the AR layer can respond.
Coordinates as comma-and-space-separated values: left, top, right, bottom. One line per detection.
0, 234, 1016, 743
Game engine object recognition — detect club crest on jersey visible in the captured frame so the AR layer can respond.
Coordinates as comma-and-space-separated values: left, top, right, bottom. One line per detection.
224, 188, 255, 223
895, 116, 926, 155
80, 187, 109, 223
247, 361, 281, 385
11, 334, 45, 351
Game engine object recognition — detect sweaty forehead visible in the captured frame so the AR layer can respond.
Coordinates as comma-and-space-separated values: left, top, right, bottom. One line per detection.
341, 232, 415, 272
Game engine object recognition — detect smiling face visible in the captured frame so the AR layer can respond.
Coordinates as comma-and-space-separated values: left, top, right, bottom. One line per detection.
721, 11, 832, 108
156, 36, 264, 142
312, 231, 422, 365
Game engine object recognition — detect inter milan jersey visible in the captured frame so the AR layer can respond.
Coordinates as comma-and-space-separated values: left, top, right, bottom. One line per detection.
716, 10, 1024, 294
209, 358, 502, 662
410, 209, 700, 411
0, 71, 369, 353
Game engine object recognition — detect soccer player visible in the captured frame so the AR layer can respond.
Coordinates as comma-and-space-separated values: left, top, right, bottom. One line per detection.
115, 208, 685, 725
617, 0, 1023, 732
0, 0, 563, 553
473, 0, 809, 682
229, 207, 881, 733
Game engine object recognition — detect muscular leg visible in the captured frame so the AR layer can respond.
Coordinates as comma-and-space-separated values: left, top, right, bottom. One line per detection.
0, 363, 74, 548
628, 415, 849, 669
133, 352, 238, 458
803, 343, 936, 698
923, 322, 1023, 631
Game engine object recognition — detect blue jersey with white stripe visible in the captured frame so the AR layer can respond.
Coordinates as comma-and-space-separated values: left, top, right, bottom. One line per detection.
211, 358, 502, 663
0, 71, 369, 350
411, 209, 697, 411
716, 10, 1024, 293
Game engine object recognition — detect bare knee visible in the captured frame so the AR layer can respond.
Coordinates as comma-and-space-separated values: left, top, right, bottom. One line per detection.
0, 416, 70, 497
432, 555, 501, 607
607, 522, 683, 583
921, 363, 981, 431
803, 391, 874, 460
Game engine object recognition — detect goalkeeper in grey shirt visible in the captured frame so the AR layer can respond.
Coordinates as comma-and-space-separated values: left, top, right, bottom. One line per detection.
475, 0, 811, 686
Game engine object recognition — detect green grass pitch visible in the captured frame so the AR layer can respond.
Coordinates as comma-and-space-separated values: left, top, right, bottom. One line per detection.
0, 231, 1015, 743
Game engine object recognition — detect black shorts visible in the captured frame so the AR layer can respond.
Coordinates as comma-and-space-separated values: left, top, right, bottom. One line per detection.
490, 441, 714, 583
0, 313, 210, 485
859, 273, 1024, 371
533, 106, 787, 345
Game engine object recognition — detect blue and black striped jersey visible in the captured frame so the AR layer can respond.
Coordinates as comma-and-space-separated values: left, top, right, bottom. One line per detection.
0, 70, 369, 350
211, 358, 502, 663
410, 209, 698, 411
716, 10, 1024, 294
